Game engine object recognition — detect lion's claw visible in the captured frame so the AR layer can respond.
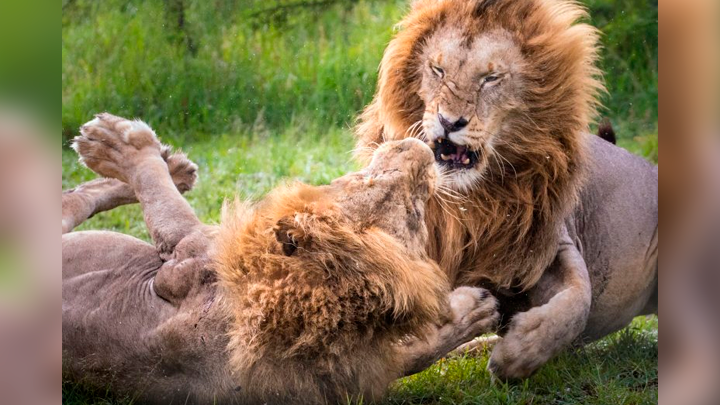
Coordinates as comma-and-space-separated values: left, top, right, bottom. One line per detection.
162, 147, 198, 193
487, 307, 561, 380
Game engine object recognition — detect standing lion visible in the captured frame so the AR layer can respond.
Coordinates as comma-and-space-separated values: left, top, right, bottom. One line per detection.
355, 0, 658, 379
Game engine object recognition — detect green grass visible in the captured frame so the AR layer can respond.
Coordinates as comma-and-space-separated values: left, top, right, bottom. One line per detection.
62, 0, 406, 138
389, 316, 657, 405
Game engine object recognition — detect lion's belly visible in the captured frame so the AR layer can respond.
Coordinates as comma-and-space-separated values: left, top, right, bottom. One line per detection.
63, 231, 176, 388
62, 231, 237, 403
574, 137, 658, 340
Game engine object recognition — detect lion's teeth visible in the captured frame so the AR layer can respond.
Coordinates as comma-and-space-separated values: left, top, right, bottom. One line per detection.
440, 154, 451, 161
462, 157, 470, 165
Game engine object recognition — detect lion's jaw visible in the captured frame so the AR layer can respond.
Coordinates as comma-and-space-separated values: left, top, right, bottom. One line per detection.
418, 28, 525, 191
332, 138, 438, 255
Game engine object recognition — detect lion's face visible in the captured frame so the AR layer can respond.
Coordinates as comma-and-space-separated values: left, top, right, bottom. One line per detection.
419, 28, 525, 190
356, 0, 602, 289
331, 138, 438, 255
219, 137, 441, 287
260, 138, 438, 262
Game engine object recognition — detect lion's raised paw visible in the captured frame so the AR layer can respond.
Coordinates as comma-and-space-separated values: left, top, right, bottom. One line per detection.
83, 113, 160, 150
73, 113, 163, 182
162, 147, 198, 194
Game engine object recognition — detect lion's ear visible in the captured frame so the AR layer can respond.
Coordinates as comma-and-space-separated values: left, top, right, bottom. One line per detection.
273, 216, 310, 256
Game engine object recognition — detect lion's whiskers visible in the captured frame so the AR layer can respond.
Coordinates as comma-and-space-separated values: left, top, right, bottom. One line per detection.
404, 120, 425, 141
494, 147, 517, 178
436, 181, 467, 202
433, 193, 462, 222
437, 186, 465, 201
487, 145, 506, 184
349, 145, 375, 156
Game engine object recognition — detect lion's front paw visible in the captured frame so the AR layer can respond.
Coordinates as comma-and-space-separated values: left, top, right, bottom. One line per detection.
161, 146, 198, 194
487, 310, 558, 381
73, 113, 162, 182
447, 286, 500, 344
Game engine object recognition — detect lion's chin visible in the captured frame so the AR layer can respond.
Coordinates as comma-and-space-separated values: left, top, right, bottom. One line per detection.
438, 164, 485, 193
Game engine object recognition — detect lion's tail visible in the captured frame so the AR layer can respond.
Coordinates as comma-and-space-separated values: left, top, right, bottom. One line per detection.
597, 119, 616, 145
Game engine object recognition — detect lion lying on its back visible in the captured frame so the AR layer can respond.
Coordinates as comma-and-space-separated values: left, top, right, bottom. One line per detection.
62, 114, 498, 404
356, 0, 658, 379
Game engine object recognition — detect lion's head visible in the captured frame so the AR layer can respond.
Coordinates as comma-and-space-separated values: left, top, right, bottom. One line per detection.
214, 139, 449, 403
356, 0, 603, 289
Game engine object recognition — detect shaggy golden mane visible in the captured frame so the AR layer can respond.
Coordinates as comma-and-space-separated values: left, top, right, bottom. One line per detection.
211, 183, 450, 402
356, 0, 603, 290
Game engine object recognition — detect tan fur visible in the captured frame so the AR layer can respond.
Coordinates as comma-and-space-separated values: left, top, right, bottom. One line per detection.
356, 0, 603, 290
213, 184, 450, 402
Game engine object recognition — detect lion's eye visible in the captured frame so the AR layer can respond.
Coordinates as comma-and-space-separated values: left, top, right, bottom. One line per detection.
482, 74, 501, 84
430, 64, 445, 78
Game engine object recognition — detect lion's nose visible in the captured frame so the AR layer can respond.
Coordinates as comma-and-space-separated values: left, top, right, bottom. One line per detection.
438, 113, 468, 133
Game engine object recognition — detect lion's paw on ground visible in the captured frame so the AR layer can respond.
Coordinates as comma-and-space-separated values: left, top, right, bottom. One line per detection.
487, 310, 557, 381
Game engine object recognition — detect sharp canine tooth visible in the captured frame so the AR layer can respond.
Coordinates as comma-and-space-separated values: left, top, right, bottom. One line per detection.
440, 154, 451, 161
462, 157, 470, 165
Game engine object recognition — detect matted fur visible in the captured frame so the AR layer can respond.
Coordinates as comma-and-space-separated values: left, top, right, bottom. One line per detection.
212, 183, 449, 403
355, 0, 603, 289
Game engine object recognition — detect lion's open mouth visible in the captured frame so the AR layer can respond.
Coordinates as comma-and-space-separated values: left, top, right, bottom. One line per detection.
432, 138, 480, 169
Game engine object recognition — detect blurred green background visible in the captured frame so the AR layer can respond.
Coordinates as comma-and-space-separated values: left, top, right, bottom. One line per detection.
62, 0, 658, 142
62, 1, 657, 404
61, 0, 658, 237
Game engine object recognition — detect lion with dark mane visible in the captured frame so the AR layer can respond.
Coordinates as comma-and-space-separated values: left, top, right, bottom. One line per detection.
356, 0, 658, 379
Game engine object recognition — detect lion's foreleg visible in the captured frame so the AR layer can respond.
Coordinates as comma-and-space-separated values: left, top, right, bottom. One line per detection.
129, 156, 202, 256
399, 287, 499, 377
73, 114, 200, 256
488, 226, 592, 380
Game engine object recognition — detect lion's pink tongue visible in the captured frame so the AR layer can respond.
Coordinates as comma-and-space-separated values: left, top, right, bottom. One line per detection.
454, 145, 468, 163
